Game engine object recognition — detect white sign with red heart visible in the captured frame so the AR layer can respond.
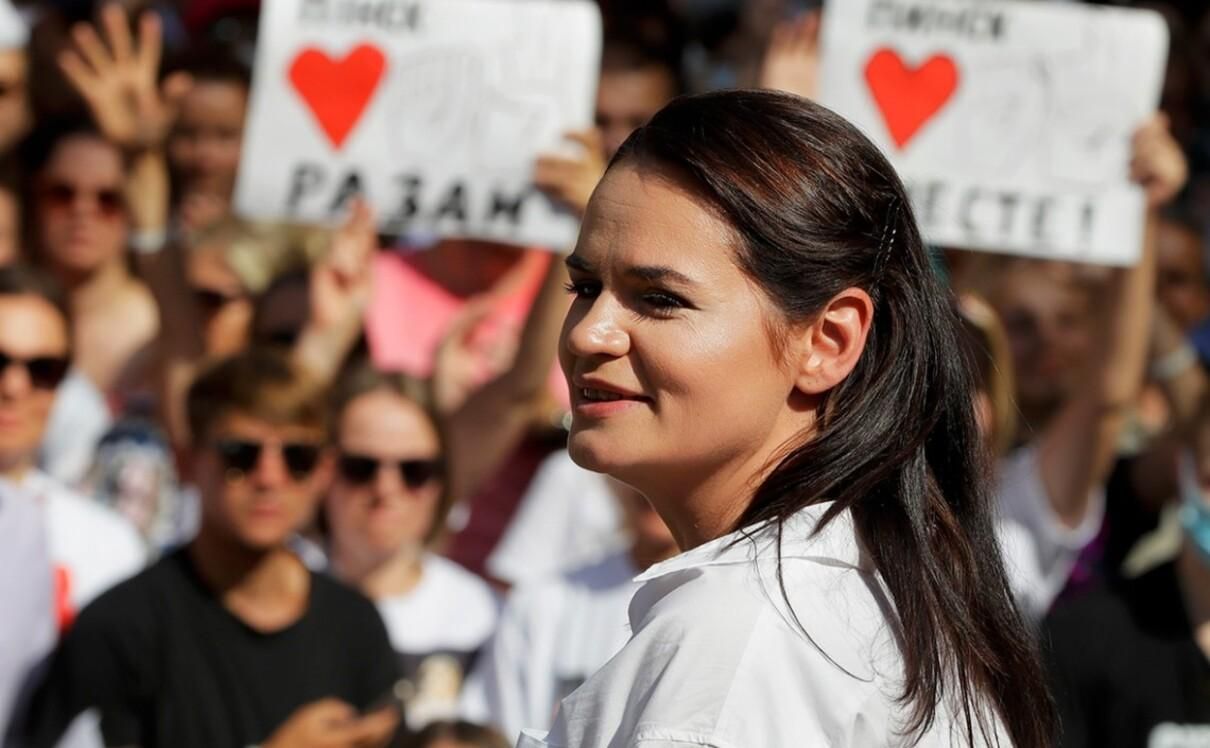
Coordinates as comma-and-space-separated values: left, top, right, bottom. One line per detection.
818, 0, 1168, 266
234, 0, 601, 250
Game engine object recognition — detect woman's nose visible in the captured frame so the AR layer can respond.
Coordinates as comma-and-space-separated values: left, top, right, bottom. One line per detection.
563, 296, 631, 359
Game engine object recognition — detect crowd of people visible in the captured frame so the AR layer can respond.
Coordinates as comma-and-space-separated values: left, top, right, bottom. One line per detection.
0, 0, 1206, 746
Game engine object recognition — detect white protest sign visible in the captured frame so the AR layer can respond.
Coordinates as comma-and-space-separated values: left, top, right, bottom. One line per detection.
235, 0, 602, 250
818, 0, 1168, 266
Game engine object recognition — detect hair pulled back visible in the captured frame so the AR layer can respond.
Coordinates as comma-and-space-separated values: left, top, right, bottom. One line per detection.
612, 90, 1055, 746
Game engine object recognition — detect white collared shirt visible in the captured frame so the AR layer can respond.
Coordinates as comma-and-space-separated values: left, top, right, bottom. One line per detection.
518, 503, 1009, 748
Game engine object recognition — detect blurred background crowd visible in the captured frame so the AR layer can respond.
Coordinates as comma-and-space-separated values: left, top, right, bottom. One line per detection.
0, 0, 1208, 746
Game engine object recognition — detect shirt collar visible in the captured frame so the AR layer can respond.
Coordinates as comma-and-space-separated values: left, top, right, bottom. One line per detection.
634, 501, 870, 584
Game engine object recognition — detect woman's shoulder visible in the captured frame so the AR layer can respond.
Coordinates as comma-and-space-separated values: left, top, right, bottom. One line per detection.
546, 507, 911, 747
551, 592, 903, 748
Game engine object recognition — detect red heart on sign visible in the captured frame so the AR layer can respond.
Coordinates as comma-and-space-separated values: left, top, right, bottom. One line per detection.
289, 44, 387, 149
864, 48, 959, 149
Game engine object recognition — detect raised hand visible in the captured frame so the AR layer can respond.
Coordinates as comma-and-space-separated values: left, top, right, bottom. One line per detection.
533, 129, 607, 220
59, 4, 192, 152
432, 297, 519, 415
759, 11, 822, 100
1130, 112, 1188, 209
310, 199, 377, 332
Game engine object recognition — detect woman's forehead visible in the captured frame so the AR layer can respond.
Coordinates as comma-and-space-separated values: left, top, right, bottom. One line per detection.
578, 166, 737, 267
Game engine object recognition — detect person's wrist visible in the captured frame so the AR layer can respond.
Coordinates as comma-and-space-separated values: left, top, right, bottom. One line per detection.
128, 227, 169, 254
1151, 342, 1198, 382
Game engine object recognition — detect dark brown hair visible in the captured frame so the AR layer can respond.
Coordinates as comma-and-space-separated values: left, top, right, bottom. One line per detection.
185, 348, 327, 445
329, 359, 452, 545
0, 263, 71, 328
613, 90, 1055, 745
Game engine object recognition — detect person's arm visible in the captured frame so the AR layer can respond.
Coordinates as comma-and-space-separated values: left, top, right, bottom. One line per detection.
439, 131, 602, 502
291, 200, 377, 387
1123, 305, 1208, 511
1036, 113, 1188, 529
128, 149, 206, 448
58, 4, 200, 447
442, 258, 570, 502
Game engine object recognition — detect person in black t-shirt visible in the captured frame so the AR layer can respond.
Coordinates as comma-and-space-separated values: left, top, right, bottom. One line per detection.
1043, 448, 1210, 748
11, 350, 402, 748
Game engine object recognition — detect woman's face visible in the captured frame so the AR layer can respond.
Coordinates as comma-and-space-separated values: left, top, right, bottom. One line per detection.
169, 80, 248, 201
993, 263, 1093, 417
35, 134, 129, 276
560, 165, 802, 493
186, 245, 251, 357
326, 389, 444, 563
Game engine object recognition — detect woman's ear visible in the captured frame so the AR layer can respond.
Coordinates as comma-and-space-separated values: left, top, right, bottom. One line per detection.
792, 288, 874, 395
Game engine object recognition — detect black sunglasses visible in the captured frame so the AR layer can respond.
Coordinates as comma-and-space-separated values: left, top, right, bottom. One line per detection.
0, 351, 70, 390
39, 182, 125, 217
213, 438, 323, 481
338, 453, 442, 490
193, 287, 245, 312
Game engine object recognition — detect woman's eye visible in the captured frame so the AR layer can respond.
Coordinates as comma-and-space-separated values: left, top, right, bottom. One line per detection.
564, 280, 601, 299
642, 291, 688, 311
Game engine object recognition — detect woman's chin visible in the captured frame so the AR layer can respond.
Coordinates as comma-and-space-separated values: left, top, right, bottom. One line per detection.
567, 434, 627, 477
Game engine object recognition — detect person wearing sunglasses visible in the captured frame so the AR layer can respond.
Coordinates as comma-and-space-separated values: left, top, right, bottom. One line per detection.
14, 349, 401, 748
0, 265, 145, 632
324, 361, 499, 732
25, 119, 158, 399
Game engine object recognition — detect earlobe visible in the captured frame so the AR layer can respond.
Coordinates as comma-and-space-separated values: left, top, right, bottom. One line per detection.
794, 288, 874, 395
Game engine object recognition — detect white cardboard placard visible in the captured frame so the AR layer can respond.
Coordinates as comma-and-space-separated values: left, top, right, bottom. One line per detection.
235, 0, 602, 250
818, 0, 1168, 265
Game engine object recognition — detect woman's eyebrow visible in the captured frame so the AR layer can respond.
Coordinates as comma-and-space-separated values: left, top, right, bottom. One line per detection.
565, 255, 696, 287
565, 254, 593, 273
625, 265, 696, 286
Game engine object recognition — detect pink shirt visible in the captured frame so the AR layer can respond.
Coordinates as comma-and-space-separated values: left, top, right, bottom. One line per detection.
366, 250, 568, 406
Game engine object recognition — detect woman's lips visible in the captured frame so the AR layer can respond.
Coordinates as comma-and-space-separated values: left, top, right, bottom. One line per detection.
573, 386, 649, 418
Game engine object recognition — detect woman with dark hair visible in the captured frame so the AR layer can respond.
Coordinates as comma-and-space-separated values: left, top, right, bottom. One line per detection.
521, 89, 1059, 746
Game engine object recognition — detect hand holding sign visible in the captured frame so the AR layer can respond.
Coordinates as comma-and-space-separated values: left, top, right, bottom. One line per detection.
59, 4, 191, 153
1129, 113, 1186, 209
533, 129, 606, 221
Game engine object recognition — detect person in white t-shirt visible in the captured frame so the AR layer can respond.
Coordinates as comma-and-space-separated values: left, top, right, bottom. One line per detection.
0, 265, 145, 632
325, 362, 499, 731
463, 475, 677, 743
486, 450, 627, 588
